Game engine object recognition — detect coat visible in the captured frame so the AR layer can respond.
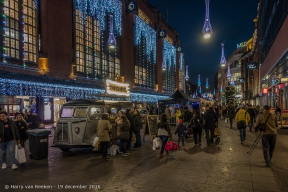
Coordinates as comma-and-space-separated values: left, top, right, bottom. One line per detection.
15, 120, 28, 141
97, 120, 112, 142
119, 121, 131, 140
227, 107, 236, 118
126, 113, 134, 131
204, 110, 217, 129
175, 110, 182, 123
235, 109, 250, 125
165, 108, 171, 120
189, 115, 204, 131
157, 121, 172, 139
175, 123, 186, 137
0, 119, 20, 143
254, 111, 277, 135
133, 114, 142, 132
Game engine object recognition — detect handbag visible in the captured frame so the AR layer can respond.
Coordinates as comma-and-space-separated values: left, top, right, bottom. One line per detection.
257, 114, 271, 132
15, 145, 26, 164
225, 118, 228, 123
237, 112, 247, 130
165, 141, 178, 151
92, 137, 99, 148
214, 127, 222, 136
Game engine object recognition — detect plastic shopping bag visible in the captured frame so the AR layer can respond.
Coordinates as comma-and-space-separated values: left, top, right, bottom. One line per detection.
92, 137, 99, 148
225, 118, 228, 123
15, 145, 26, 164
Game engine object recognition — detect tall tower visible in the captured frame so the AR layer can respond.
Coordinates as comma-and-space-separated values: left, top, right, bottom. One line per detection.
220, 42, 226, 67
202, 0, 213, 38
206, 78, 209, 88
227, 63, 231, 78
108, 15, 116, 48
198, 74, 201, 86
185, 66, 189, 80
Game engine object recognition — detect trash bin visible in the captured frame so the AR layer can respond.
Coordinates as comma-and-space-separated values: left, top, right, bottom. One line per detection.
27, 129, 51, 160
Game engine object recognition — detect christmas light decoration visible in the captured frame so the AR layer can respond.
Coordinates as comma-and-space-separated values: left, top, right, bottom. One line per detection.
227, 63, 232, 78
202, 0, 213, 38
230, 76, 235, 86
225, 83, 236, 106
206, 78, 209, 88
198, 74, 201, 86
163, 39, 176, 92
199, 86, 202, 94
130, 93, 168, 103
220, 42, 226, 67
185, 66, 189, 80
163, 39, 176, 68
108, 14, 116, 49
2, 1, 7, 63
162, 54, 167, 70
134, 15, 156, 63
180, 53, 183, 71
76, 0, 87, 29
106, 79, 130, 97
220, 84, 223, 92
213, 88, 215, 95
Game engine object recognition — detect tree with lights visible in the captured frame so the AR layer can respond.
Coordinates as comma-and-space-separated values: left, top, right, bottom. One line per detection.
224, 82, 236, 106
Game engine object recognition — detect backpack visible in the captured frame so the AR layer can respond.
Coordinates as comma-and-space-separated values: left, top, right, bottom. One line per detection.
184, 111, 192, 122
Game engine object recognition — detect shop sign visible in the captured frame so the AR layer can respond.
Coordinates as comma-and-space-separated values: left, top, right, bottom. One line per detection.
126, 2, 138, 13
281, 110, 288, 125
262, 88, 268, 94
280, 77, 288, 83
0, 97, 21, 105
239, 78, 245, 83
247, 62, 258, 70
106, 80, 130, 97
237, 42, 247, 48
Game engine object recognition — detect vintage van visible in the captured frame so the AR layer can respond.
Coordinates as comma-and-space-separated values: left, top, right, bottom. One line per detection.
52, 99, 132, 151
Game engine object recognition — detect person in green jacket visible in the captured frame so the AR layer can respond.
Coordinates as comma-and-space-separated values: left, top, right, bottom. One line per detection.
132, 110, 142, 149
119, 115, 131, 157
97, 113, 112, 159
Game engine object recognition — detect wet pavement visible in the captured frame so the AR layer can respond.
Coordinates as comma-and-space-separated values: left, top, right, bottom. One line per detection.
0, 119, 286, 192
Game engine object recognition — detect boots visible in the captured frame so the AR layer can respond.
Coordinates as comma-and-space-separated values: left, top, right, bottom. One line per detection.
165, 150, 169, 155
159, 153, 164, 158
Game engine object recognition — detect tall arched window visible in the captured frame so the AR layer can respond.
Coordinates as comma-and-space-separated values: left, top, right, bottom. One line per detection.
2, 0, 37, 64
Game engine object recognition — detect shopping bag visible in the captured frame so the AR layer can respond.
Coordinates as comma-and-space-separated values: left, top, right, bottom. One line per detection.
152, 138, 161, 150
165, 141, 178, 151
225, 118, 228, 123
92, 137, 99, 148
214, 127, 222, 136
15, 145, 26, 164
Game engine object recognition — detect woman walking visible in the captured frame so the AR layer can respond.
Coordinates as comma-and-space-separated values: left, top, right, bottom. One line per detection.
189, 111, 204, 146
119, 116, 130, 157
15, 114, 28, 147
97, 113, 112, 159
157, 114, 172, 158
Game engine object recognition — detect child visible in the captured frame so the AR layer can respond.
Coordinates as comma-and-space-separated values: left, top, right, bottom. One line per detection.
175, 119, 186, 147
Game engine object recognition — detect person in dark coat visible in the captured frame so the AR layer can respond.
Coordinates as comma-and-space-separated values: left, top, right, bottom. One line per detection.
15, 114, 28, 147
125, 109, 134, 151
175, 119, 186, 147
25, 111, 38, 129
132, 110, 142, 149
227, 106, 236, 128
204, 107, 217, 146
189, 110, 204, 146
246, 104, 255, 132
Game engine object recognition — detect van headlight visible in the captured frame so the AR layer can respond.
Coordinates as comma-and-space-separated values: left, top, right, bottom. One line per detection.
75, 127, 80, 134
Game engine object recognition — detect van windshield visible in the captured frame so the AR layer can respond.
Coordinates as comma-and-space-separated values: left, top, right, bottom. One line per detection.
90, 107, 104, 119
60, 107, 88, 118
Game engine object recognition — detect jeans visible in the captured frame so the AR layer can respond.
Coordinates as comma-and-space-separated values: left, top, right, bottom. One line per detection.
262, 134, 277, 165
159, 136, 169, 154
100, 141, 109, 158
239, 127, 246, 142
0, 140, 15, 165
120, 139, 127, 153
134, 131, 141, 148
205, 128, 214, 144
229, 118, 234, 127
126, 131, 132, 151
193, 128, 202, 144
248, 120, 253, 131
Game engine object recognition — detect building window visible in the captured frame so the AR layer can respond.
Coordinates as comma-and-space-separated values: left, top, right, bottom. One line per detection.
134, 15, 156, 89
163, 39, 176, 92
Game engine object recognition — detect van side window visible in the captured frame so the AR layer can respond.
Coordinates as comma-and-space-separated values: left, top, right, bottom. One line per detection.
74, 108, 88, 118
90, 107, 104, 119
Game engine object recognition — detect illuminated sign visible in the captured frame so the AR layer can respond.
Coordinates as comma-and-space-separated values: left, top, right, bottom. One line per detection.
106, 80, 130, 97
278, 83, 284, 89
247, 62, 258, 70
237, 42, 247, 48
280, 78, 288, 83
262, 88, 268, 94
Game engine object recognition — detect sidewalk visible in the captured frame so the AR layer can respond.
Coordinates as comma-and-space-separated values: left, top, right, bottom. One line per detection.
0, 119, 281, 192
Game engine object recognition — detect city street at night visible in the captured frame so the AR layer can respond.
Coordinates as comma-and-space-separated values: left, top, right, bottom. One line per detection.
0, 119, 287, 192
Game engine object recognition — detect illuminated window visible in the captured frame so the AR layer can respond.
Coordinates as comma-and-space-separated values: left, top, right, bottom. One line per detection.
75, 8, 120, 80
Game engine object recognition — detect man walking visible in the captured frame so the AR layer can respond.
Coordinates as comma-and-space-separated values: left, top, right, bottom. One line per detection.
254, 105, 278, 167
246, 104, 255, 132
227, 106, 235, 128
204, 107, 217, 146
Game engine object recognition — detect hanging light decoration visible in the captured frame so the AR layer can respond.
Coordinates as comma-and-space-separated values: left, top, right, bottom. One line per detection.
227, 63, 231, 78
162, 53, 167, 70
220, 42, 227, 67
202, 0, 213, 38
185, 66, 189, 80
198, 74, 201, 86
213, 88, 215, 95
220, 84, 223, 92
231, 76, 235, 86
206, 78, 209, 88
199, 86, 202, 94
108, 14, 117, 49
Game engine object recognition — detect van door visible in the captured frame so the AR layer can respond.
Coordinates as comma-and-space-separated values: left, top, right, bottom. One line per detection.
71, 107, 88, 145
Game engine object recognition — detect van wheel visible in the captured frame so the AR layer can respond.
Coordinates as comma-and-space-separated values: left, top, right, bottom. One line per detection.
60, 148, 70, 152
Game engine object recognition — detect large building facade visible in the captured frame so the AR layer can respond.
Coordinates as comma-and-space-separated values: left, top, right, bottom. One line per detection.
0, 0, 186, 122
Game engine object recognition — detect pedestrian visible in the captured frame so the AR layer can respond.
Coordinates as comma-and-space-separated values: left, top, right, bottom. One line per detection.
175, 119, 186, 147
25, 111, 38, 129
222, 106, 227, 119
182, 106, 192, 128
119, 115, 130, 157
253, 105, 278, 167
204, 107, 217, 146
132, 109, 142, 149
14, 110, 25, 120
189, 110, 204, 146
235, 106, 250, 144
157, 113, 172, 158
14, 114, 28, 147
175, 108, 182, 124
115, 110, 124, 138
165, 106, 171, 122
246, 104, 255, 132
227, 106, 236, 128
0, 111, 21, 169
97, 113, 112, 159
125, 109, 134, 152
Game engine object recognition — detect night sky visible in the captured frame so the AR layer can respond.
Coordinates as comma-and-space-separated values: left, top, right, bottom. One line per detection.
147, 0, 259, 92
